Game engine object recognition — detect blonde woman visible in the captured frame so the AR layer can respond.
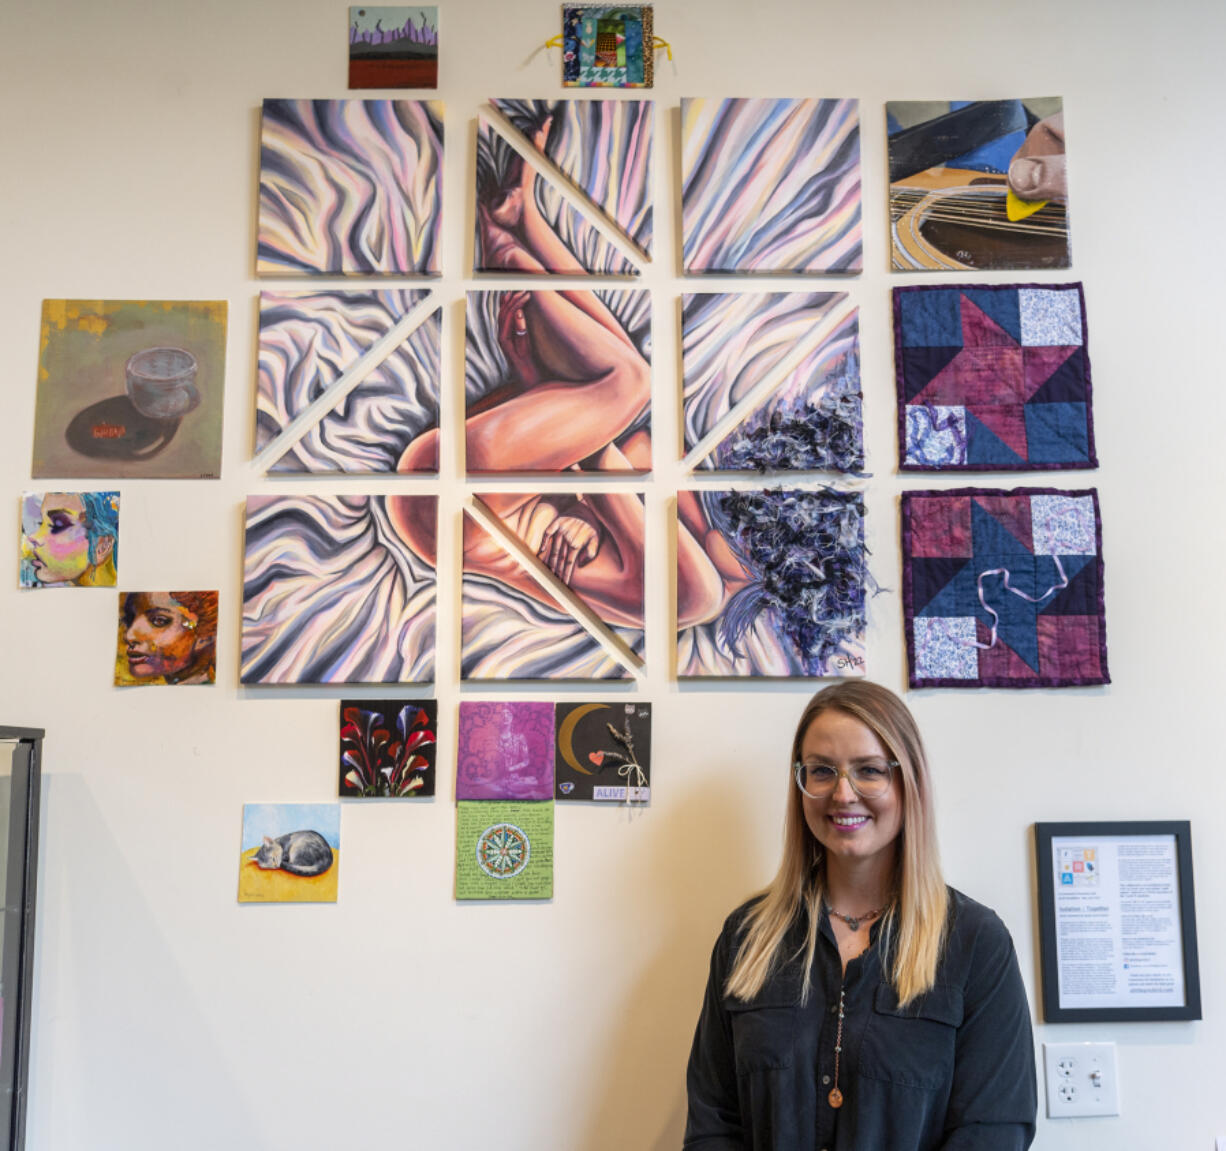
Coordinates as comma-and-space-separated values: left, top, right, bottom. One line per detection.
685, 681, 1035, 1150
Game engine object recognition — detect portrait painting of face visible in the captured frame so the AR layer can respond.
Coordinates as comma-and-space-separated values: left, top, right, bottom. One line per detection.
20, 491, 119, 588
115, 591, 218, 686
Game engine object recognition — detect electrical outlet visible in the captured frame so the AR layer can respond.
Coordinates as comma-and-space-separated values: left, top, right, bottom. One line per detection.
1043, 1042, 1119, 1119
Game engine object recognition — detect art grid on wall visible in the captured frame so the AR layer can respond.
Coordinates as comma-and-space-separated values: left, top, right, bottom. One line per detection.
16, 67, 1114, 916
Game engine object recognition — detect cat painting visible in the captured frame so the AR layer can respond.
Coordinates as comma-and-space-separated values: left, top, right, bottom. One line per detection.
251, 830, 334, 876
239, 804, 340, 903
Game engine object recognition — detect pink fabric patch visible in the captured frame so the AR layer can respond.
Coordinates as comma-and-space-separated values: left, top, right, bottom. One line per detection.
1037, 615, 1102, 680
971, 406, 1029, 462
972, 494, 1033, 551
976, 620, 1040, 679
913, 345, 1026, 406
909, 495, 973, 558
1021, 345, 1080, 402
960, 296, 1016, 348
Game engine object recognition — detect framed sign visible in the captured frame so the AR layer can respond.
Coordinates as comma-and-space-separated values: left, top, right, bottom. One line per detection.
1034, 821, 1201, 1022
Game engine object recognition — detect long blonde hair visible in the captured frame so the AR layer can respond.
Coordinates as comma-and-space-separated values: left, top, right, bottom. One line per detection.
725, 681, 948, 1008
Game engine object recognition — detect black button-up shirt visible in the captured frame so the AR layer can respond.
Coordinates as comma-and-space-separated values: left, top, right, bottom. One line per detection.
685, 888, 1036, 1150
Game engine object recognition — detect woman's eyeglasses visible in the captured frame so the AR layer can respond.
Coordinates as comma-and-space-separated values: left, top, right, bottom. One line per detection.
793, 759, 897, 800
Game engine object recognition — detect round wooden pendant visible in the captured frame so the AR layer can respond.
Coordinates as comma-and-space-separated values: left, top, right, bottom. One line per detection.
828, 1087, 844, 1109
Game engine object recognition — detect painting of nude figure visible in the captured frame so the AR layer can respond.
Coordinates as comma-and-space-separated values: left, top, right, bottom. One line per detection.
410, 289, 649, 476
676, 487, 870, 678
456, 493, 645, 681
475, 118, 636, 276
489, 98, 653, 259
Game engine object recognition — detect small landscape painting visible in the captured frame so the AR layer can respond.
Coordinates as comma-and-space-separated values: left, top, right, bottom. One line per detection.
349, 6, 438, 89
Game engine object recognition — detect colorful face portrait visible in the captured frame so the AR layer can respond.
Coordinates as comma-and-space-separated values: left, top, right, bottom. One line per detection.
20, 491, 119, 588
116, 590, 218, 686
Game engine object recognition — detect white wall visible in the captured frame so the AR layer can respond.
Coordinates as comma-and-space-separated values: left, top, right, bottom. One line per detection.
2, 0, 1223, 1146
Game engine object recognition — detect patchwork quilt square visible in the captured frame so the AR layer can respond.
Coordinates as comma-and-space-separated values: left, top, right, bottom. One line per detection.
894, 284, 1096, 471
562, 6, 653, 88
902, 487, 1108, 688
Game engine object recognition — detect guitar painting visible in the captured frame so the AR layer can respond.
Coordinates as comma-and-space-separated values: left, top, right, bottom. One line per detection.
888, 99, 1070, 272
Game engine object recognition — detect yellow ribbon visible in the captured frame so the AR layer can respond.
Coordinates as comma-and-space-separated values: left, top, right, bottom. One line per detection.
542, 32, 673, 60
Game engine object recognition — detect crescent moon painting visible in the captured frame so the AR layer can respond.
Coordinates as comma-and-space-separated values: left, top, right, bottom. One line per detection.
556, 702, 609, 775
554, 701, 652, 802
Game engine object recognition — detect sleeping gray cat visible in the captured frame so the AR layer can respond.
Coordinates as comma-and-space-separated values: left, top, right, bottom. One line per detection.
252, 829, 333, 876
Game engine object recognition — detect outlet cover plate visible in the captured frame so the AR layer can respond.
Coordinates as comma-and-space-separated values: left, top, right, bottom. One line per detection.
1043, 1042, 1119, 1118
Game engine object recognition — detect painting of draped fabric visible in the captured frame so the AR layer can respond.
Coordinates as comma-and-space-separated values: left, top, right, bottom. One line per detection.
680, 98, 861, 275
491, 99, 653, 259
464, 289, 650, 474
255, 289, 440, 473
257, 99, 443, 276
888, 98, 1070, 271
241, 495, 436, 684
676, 488, 869, 678
474, 117, 637, 276
459, 506, 641, 681
682, 293, 862, 473
894, 283, 1095, 471
902, 487, 1108, 688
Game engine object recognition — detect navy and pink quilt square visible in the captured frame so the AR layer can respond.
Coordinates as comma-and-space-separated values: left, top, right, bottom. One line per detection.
894, 284, 1095, 471
902, 487, 1108, 688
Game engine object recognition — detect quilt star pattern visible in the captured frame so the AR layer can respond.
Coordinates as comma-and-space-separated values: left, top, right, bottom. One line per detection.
894, 283, 1096, 471
902, 487, 1109, 688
